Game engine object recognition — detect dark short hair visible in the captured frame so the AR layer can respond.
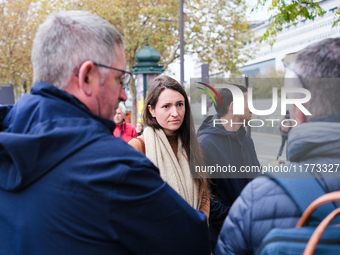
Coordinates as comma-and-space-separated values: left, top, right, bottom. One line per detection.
214, 84, 247, 117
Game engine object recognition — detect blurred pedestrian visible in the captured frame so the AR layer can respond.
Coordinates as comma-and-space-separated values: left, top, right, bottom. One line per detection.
277, 110, 291, 160
113, 102, 137, 142
136, 122, 144, 136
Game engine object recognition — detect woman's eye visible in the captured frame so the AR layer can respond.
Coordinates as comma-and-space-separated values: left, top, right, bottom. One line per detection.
178, 103, 183, 107
162, 105, 169, 109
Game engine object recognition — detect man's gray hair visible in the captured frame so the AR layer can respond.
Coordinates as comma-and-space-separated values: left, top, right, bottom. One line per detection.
118, 102, 126, 114
32, 11, 123, 89
289, 38, 340, 120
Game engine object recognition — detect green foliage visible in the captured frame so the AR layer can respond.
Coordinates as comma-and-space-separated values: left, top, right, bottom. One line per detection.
255, 0, 337, 45
332, 7, 340, 28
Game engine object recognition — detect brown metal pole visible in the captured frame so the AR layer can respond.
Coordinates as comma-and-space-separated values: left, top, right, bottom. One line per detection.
180, 0, 184, 86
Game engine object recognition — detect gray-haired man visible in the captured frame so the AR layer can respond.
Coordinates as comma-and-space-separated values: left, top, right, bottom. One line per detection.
0, 11, 210, 255
216, 38, 340, 255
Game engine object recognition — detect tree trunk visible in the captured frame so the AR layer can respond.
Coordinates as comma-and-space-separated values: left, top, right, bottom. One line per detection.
129, 76, 137, 126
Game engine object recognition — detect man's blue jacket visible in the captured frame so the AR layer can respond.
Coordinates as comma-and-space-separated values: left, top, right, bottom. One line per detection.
0, 82, 210, 255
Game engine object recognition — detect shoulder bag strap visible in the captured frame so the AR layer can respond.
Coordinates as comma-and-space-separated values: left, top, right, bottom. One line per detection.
136, 137, 145, 155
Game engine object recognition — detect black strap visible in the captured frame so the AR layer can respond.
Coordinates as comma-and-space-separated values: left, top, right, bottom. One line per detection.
120, 123, 124, 138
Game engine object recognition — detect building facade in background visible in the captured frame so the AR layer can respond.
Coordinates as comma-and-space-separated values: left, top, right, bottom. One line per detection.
241, 0, 340, 77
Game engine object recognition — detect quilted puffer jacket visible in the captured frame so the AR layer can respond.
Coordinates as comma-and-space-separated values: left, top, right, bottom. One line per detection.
215, 115, 340, 255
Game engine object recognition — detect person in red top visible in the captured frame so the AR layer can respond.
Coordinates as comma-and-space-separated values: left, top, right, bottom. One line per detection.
113, 102, 137, 142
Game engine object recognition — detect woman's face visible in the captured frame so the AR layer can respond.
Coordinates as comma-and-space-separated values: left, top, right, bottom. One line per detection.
148, 88, 185, 136
136, 123, 143, 132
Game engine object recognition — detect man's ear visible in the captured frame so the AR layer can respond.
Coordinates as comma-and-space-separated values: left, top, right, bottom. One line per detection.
228, 102, 233, 114
295, 104, 307, 124
148, 105, 155, 117
291, 104, 306, 125
78, 61, 97, 96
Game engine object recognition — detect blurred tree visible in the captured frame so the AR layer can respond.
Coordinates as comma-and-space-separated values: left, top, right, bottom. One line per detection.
1, 0, 253, 125
253, 0, 340, 45
0, 0, 66, 99
186, 0, 253, 75
72, 0, 180, 125
75, 0, 253, 125
250, 66, 285, 99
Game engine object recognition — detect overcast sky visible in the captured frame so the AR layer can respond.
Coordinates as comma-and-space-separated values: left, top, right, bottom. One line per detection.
246, 0, 274, 21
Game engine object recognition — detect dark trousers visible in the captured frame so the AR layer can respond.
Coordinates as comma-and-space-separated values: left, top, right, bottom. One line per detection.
277, 136, 287, 160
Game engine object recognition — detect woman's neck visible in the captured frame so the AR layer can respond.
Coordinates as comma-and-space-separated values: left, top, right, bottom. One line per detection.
164, 131, 178, 159
163, 129, 177, 137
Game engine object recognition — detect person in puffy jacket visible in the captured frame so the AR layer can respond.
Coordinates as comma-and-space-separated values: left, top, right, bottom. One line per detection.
215, 38, 340, 255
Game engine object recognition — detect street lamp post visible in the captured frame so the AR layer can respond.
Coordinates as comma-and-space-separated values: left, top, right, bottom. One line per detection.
132, 39, 165, 122
159, 0, 185, 86
179, 0, 184, 86
243, 74, 251, 137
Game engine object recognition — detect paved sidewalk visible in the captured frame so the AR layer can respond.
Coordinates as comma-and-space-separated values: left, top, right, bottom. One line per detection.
251, 131, 287, 165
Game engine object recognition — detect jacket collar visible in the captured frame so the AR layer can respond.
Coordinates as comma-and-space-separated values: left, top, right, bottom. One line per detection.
311, 114, 340, 123
287, 116, 340, 162
31, 81, 116, 133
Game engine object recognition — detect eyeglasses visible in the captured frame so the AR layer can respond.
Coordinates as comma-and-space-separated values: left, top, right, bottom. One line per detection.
282, 53, 307, 89
93, 62, 132, 89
